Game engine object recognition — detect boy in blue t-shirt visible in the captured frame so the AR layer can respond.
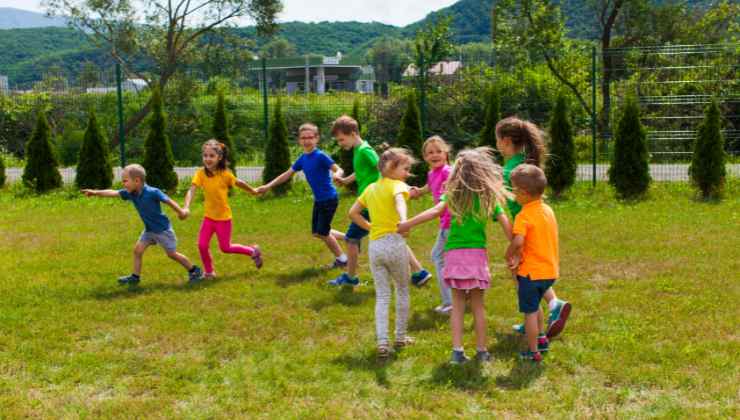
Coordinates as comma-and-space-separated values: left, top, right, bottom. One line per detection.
257, 123, 348, 267
82, 164, 202, 286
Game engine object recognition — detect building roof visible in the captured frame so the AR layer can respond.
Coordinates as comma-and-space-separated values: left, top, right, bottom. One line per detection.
403, 61, 463, 77
253, 54, 366, 70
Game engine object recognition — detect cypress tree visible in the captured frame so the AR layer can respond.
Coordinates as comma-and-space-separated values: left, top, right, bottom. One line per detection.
213, 90, 237, 172
479, 85, 502, 163
263, 98, 291, 195
75, 110, 113, 189
339, 99, 360, 193
546, 93, 576, 198
608, 96, 651, 199
689, 100, 726, 199
397, 90, 427, 187
142, 87, 178, 192
22, 111, 62, 192
0, 154, 5, 187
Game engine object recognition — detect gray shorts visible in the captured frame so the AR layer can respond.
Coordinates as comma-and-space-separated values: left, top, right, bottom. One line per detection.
139, 229, 177, 253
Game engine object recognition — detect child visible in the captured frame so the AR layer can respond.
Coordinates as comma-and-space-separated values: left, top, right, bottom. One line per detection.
183, 140, 262, 278
496, 116, 571, 338
256, 123, 348, 268
409, 135, 453, 314
399, 148, 512, 364
349, 148, 415, 359
82, 164, 203, 286
328, 115, 431, 287
504, 164, 560, 362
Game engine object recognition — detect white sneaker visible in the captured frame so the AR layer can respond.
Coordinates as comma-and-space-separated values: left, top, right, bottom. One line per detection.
434, 304, 453, 315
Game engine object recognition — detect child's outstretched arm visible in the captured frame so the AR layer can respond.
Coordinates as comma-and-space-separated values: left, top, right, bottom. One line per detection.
505, 234, 524, 274
496, 213, 513, 241
336, 172, 356, 187
330, 163, 344, 183
408, 185, 429, 199
235, 178, 258, 195
183, 185, 198, 212
397, 201, 446, 234
81, 189, 119, 198
164, 198, 188, 220
256, 169, 295, 194
348, 200, 371, 231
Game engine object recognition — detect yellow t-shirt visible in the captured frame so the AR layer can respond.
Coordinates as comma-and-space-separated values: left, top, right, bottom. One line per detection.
358, 177, 409, 241
192, 168, 237, 221
512, 200, 559, 280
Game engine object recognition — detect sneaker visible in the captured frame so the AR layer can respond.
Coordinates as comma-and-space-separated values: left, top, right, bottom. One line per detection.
512, 323, 526, 335
377, 345, 391, 361
204, 272, 216, 279
475, 350, 492, 363
394, 336, 415, 349
434, 304, 453, 315
411, 269, 432, 287
547, 300, 572, 339
250, 246, 263, 269
328, 273, 360, 287
450, 350, 470, 365
519, 351, 543, 362
330, 258, 348, 269
118, 274, 140, 286
188, 266, 203, 284
538, 335, 550, 353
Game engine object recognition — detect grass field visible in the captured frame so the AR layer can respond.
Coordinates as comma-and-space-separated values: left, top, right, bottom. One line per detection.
0, 181, 738, 418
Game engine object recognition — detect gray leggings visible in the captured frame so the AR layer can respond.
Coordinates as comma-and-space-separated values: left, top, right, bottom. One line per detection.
369, 234, 410, 346
431, 228, 452, 306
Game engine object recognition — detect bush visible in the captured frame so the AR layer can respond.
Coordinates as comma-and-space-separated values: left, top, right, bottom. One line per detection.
57, 128, 84, 167
213, 90, 237, 172
75, 110, 113, 190
689, 100, 726, 199
0, 153, 5, 187
22, 111, 62, 193
546, 93, 577, 198
608, 96, 651, 199
339, 99, 360, 193
142, 87, 178, 192
263, 98, 291, 195
479, 85, 502, 163
397, 90, 427, 186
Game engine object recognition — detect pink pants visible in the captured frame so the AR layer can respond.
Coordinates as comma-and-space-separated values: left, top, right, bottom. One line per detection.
198, 217, 254, 275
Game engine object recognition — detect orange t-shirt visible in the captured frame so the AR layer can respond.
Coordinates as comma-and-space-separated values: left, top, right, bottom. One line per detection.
512, 200, 559, 280
192, 168, 237, 220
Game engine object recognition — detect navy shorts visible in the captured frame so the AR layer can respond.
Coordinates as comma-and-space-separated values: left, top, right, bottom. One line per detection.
345, 208, 370, 244
517, 275, 555, 314
312, 197, 338, 236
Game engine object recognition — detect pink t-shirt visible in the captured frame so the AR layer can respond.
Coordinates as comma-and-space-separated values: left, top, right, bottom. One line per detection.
428, 164, 452, 230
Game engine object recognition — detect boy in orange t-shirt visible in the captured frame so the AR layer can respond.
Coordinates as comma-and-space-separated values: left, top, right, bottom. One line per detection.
505, 164, 567, 362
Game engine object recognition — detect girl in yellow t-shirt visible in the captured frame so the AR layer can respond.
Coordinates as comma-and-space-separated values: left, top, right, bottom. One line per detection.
183, 140, 261, 278
349, 148, 415, 360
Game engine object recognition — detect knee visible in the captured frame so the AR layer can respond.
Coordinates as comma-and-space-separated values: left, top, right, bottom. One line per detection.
133, 246, 145, 257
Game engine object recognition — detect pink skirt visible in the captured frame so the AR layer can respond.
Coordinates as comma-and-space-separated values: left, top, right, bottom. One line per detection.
443, 248, 491, 290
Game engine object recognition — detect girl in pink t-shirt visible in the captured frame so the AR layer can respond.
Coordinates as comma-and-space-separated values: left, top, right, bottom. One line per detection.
410, 136, 453, 314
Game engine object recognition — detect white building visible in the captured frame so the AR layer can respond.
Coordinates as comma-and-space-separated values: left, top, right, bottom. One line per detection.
403, 61, 463, 78
0, 75, 8, 95
86, 78, 148, 94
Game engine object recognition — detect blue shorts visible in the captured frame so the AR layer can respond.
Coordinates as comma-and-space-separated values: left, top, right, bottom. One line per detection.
312, 197, 338, 236
517, 275, 555, 314
345, 208, 370, 244
139, 228, 177, 253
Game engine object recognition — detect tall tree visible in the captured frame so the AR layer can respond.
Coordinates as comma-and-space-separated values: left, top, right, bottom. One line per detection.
366, 36, 412, 97
45, 0, 281, 145
22, 112, 62, 192
689, 100, 726, 200
259, 37, 296, 58
546, 92, 576, 198
0, 153, 5, 188
479, 85, 501, 161
397, 91, 427, 187
608, 96, 650, 199
142, 87, 178, 192
263, 98, 291, 195
213, 91, 237, 173
78, 61, 100, 90
413, 16, 454, 136
76, 110, 113, 190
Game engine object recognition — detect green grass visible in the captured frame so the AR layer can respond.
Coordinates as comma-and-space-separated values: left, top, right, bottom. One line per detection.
0, 181, 738, 418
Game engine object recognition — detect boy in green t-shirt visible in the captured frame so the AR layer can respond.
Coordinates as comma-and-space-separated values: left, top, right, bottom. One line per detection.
328, 115, 431, 287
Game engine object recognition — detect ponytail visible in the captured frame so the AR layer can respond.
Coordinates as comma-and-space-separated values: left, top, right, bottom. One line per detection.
495, 117, 546, 167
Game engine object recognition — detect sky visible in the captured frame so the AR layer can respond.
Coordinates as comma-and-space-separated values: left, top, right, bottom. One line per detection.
0, 0, 459, 27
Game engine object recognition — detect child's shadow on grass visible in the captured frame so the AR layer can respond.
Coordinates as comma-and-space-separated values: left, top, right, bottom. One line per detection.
88, 273, 244, 300
309, 287, 373, 312
429, 360, 488, 391
489, 332, 544, 390
407, 309, 447, 332
274, 267, 325, 288
333, 350, 395, 388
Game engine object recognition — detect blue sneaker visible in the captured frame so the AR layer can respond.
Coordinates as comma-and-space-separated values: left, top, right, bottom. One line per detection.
188, 266, 203, 284
450, 350, 470, 365
118, 274, 140, 286
329, 273, 359, 287
519, 351, 543, 362
512, 323, 526, 335
411, 269, 432, 287
547, 300, 572, 339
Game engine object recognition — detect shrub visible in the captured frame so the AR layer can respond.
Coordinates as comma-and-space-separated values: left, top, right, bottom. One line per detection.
263, 98, 291, 195
608, 96, 651, 199
213, 90, 237, 172
689, 100, 726, 199
546, 93, 577, 198
397, 90, 427, 186
75, 110, 113, 190
22, 111, 62, 193
479, 85, 502, 162
142, 87, 178, 192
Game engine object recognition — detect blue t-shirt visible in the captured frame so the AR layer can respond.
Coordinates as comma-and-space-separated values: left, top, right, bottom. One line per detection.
119, 185, 172, 233
291, 149, 338, 202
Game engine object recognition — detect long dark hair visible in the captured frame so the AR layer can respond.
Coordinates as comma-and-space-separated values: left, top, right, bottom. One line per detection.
202, 139, 230, 177
495, 116, 546, 167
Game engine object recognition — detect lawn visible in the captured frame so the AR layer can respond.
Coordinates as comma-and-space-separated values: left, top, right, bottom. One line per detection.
0, 181, 738, 418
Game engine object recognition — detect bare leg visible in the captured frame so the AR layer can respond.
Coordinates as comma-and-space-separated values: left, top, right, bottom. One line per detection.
406, 245, 422, 272
316, 234, 344, 258
132, 241, 150, 276
451, 289, 467, 349
166, 250, 194, 271
525, 311, 540, 353
469, 289, 487, 351
330, 229, 346, 242
544, 288, 557, 303
346, 241, 360, 277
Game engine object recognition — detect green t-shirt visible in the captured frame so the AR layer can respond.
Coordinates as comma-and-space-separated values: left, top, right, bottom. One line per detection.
443, 195, 504, 251
353, 140, 380, 195
503, 153, 526, 219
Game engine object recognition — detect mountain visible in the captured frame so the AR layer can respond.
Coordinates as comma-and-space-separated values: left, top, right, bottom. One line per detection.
0, 7, 67, 29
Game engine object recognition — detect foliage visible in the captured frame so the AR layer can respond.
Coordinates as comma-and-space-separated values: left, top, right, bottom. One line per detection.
478, 85, 501, 161
608, 96, 650, 199
57, 128, 84, 167
22, 111, 62, 192
397, 91, 427, 186
0, 153, 5, 187
213, 91, 237, 172
689, 100, 726, 199
546, 92, 577, 197
75, 110, 113, 190
142, 87, 178, 192
263, 98, 291, 195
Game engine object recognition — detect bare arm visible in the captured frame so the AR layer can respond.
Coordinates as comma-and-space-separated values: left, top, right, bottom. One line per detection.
183, 185, 198, 210
408, 184, 429, 199
397, 201, 446, 233
349, 200, 371, 231
257, 169, 295, 194
338, 172, 356, 186
235, 178, 258, 195
505, 234, 525, 272
497, 212, 513, 241
164, 198, 188, 220
394, 193, 408, 222
330, 163, 345, 182
81, 189, 119, 198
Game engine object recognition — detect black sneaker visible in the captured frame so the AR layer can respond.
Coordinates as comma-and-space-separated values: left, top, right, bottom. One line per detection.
475, 350, 492, 363
450, 350, 470, 365
118, 274, 140, 286
188, 266, 203, 284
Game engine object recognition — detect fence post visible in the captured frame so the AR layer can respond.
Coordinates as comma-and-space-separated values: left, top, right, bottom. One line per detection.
591, 46, 597, 187
262, 57, 269, 145
115, 62, 126, 167
418, 54, 427, 137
